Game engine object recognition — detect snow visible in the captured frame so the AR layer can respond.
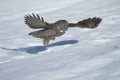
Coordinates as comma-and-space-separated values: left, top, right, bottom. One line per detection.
0, 0, 120, 80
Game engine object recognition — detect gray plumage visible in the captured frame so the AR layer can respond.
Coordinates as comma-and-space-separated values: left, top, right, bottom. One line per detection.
24, 13, 102, 46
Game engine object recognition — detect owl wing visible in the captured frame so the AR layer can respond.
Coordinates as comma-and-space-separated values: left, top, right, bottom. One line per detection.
24, 13, 48, 29
77, 17, 102, 28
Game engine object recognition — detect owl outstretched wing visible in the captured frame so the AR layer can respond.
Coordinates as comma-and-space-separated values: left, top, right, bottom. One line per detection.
77, 17, 102, 28
24, 13, 48, 29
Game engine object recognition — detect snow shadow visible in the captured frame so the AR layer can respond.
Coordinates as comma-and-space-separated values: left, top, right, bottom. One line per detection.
1, 40, 78, 54
1, 46, 46, 54
48, 40, 78, 47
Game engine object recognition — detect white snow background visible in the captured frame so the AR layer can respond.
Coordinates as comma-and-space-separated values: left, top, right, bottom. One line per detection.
0, 0, 120, 80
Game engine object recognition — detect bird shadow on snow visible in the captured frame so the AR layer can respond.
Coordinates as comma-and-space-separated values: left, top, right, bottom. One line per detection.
1, 40, 78, 54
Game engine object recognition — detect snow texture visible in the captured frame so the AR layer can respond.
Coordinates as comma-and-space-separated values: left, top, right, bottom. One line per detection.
0, 0, 120, 80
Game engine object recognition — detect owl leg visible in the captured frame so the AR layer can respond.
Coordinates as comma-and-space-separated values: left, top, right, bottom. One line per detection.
43, 38, 49, 46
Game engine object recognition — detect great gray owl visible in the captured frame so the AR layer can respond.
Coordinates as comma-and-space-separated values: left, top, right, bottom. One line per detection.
24, 13, 102, 46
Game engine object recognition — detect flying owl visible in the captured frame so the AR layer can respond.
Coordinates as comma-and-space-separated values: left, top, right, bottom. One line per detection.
24, 13, 102, 46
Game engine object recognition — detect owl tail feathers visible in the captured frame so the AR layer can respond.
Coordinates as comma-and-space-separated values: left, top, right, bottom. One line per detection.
28, 30, 44, 38
69, 17, 102, 28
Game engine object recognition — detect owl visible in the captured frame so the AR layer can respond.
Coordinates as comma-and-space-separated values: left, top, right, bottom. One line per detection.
24, 13, 102, 46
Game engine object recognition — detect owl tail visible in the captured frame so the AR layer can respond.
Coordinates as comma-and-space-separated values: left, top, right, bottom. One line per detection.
29, 30, 44, 38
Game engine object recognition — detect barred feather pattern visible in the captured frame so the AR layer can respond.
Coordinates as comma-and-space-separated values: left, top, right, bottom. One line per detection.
29, 20, 68, 40
25, 13, 102, 45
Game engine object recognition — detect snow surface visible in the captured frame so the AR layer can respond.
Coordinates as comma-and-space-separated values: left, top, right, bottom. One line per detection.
0, 0, 120, 80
